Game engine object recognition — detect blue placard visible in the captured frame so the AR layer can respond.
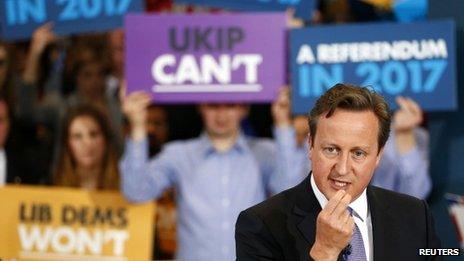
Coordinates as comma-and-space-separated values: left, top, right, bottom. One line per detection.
174, 0, 315, 20
0, 0, 144, 41
290, 20, 457, 114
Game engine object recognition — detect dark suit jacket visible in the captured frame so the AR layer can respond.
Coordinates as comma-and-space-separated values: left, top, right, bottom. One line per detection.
235, 175, 442, 261
5, 139, 49, 185
5, 147, 37, 184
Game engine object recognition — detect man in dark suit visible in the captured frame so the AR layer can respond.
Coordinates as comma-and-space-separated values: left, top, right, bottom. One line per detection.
0, 96, 47, 185
235, 83, 441, 260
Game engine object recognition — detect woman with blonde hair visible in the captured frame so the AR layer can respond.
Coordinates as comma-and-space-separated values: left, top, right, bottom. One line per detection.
54, 104, 119, 190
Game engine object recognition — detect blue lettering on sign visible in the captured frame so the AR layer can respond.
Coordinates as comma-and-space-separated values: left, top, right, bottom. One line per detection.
299, 64, 343, 97
404, 60, 446, 93
104, 0, 116, 15
299, 64, 310, 97
423, 60, 447, 92
58, 0, 132, 21
356, 62, 381, 92
312, 64, 342, 97
5, 0, 134, 24
6, 0, 46, 25
406, 61, 421, 93
382, 61, 407, 95
57, 0, 79, 20
115, 0, 131, 14
80, 0, 102, 18
299, 60, 447, 97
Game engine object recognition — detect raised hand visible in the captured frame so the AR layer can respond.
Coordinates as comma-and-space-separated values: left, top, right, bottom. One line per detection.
310, 190, 354, 260
392, 96, 423, 154
272, 86, 292, 127
392, 96, 423, 133
121, 82, 152, 141
30, 23, 57, 55
23, 23, 58, 85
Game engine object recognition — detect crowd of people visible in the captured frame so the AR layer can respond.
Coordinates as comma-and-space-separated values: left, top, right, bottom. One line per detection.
0, 0, 433, 260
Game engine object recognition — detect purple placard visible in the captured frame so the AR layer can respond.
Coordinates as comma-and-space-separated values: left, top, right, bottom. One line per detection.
125, 13, 286, 103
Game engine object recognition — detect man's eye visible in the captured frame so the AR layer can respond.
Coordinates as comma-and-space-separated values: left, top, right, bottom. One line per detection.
323, 147, 338, 155
353, 150, 366, 159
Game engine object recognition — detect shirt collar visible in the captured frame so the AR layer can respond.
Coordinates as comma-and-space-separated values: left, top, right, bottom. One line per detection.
310, 174, 368, 222
198, 131, 248, 156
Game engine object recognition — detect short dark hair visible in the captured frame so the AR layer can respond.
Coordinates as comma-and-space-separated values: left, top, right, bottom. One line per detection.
308, 83, 392, 152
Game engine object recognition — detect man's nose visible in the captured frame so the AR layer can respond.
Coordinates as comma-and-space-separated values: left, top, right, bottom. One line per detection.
335, 153, 351, 176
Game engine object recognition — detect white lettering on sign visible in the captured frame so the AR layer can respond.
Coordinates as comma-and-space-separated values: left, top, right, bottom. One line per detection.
18, 224, 129, 256
151, 54, 263, 92
297, 39, 448, 65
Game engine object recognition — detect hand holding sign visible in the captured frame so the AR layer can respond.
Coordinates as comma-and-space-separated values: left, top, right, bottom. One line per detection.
23, 23, 57, 85
122, 82, 152, 142
272, 86, 292, 127
30, 23, 57, 55
310, 190, 354, 260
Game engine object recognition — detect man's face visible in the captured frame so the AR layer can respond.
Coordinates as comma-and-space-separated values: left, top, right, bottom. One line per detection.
309, 109, 383, 201
199, 104, 247, 138
77, 62, 105, 96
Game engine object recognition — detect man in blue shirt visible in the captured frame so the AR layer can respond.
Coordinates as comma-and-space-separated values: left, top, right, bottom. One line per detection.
120, 88, 302, 261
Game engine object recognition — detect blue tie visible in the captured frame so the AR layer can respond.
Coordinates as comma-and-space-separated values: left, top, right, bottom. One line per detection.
343, 208, 367, 261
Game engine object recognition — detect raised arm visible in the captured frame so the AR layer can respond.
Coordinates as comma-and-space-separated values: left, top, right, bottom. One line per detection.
119, 90, 176, 202
374, 97, 431, 199
266, 87, 307, 194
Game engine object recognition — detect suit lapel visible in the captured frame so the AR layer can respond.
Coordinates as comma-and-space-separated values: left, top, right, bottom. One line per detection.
295, 205, 318, 245
292, 176, 347, 261
368, 187, 397, 261
290, 174, 321, 245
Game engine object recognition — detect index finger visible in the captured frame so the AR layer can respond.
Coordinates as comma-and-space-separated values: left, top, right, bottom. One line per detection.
405, 97, 422, 115
395, 96, 408, 111
331, 193, 352, 218
39, 22, 54, 31
323, 190, 346, 214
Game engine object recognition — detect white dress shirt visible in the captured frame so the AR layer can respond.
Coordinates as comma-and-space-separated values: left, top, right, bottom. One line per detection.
0, 149, 6, 186
310, 174, 373, 261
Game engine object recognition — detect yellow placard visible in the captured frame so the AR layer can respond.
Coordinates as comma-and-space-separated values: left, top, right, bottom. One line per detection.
0, 185, 155, 261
